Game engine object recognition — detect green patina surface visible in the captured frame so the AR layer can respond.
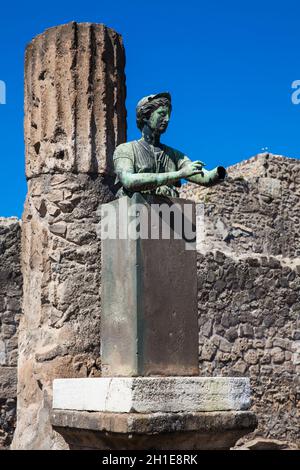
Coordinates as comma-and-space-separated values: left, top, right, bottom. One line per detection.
113, 92, 226, 198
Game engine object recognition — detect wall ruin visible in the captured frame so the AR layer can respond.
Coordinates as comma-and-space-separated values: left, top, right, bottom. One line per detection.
0, 218, 22, 448
181, 153, 300, 444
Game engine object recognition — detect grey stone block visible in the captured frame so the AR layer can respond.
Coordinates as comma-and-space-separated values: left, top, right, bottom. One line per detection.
0, 367, 17, 399
101, 194, 198, 376
51, 409, 257, 450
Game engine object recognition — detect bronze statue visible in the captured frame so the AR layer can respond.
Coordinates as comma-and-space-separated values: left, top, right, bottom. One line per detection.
113, 92, 226, 197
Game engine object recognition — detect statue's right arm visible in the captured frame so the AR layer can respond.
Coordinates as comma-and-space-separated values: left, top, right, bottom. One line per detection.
115, 159, 204, 192
116, 166, 179, 192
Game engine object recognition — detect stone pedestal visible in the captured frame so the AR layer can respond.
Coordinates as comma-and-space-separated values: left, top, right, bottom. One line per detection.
101, 194, 198, 376
52, 195, 257, 449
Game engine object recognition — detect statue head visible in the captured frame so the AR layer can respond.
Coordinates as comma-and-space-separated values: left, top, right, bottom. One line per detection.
136, 92, 172, 134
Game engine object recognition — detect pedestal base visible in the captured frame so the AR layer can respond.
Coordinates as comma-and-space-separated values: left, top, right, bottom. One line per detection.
51, 409, 257, 450
52, 376, 256, 449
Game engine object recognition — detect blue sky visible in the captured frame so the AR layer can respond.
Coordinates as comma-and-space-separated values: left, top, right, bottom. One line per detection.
0, 0, 300, 217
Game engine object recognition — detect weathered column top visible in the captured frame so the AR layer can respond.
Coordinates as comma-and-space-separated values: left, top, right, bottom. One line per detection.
24, 21, 127, 179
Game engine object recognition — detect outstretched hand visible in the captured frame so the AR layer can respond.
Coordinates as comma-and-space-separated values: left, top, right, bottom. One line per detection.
179, 160, 206, 179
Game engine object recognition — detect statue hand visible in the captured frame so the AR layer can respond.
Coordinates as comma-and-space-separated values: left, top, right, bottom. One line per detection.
179, 161, 205, 178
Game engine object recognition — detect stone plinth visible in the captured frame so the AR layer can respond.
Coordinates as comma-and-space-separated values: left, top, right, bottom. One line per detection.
101, 194, 198, 376
51, 409, 257, 450
53, 377, 251, 413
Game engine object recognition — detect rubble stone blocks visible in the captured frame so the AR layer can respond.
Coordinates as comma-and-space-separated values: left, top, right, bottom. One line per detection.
0, 367, 17, 399
181, 153, 300, 258
11, 22, 126, 450
101, 194, 198, 376
0, 218, 22, 449
180, 153, 300, 446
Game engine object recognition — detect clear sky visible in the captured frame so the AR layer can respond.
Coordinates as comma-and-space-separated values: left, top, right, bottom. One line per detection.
0, 0, 299, 217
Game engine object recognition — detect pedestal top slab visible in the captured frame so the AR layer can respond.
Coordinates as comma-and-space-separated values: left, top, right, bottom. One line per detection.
53, 376, 251, 413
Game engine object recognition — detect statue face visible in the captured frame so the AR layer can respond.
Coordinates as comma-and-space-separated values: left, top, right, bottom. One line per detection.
147, 105, 170, 134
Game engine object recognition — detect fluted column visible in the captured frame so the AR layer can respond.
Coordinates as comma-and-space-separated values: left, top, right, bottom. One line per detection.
24, 22, 126, 176
12, 22, 126, 449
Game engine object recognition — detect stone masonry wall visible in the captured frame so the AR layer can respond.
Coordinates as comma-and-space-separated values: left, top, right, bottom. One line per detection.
197, 251, 300, 442
181, 153, 300, 444
0, 218, 22, 448
182, 153, 300, 260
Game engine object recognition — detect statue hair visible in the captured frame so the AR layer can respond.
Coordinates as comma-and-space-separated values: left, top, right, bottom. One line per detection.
136, 97, 172, 130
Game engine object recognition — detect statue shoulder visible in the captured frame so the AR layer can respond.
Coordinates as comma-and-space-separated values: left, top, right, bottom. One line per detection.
163, 144, 190, 164
113, 141, 135, 160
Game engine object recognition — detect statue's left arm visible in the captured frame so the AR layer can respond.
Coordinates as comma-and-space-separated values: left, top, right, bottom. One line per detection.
186, 166, 226, 187
176, 151, 226, 187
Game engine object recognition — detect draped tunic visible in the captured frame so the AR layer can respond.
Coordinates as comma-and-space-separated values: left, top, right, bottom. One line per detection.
113, 139, 191, 197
